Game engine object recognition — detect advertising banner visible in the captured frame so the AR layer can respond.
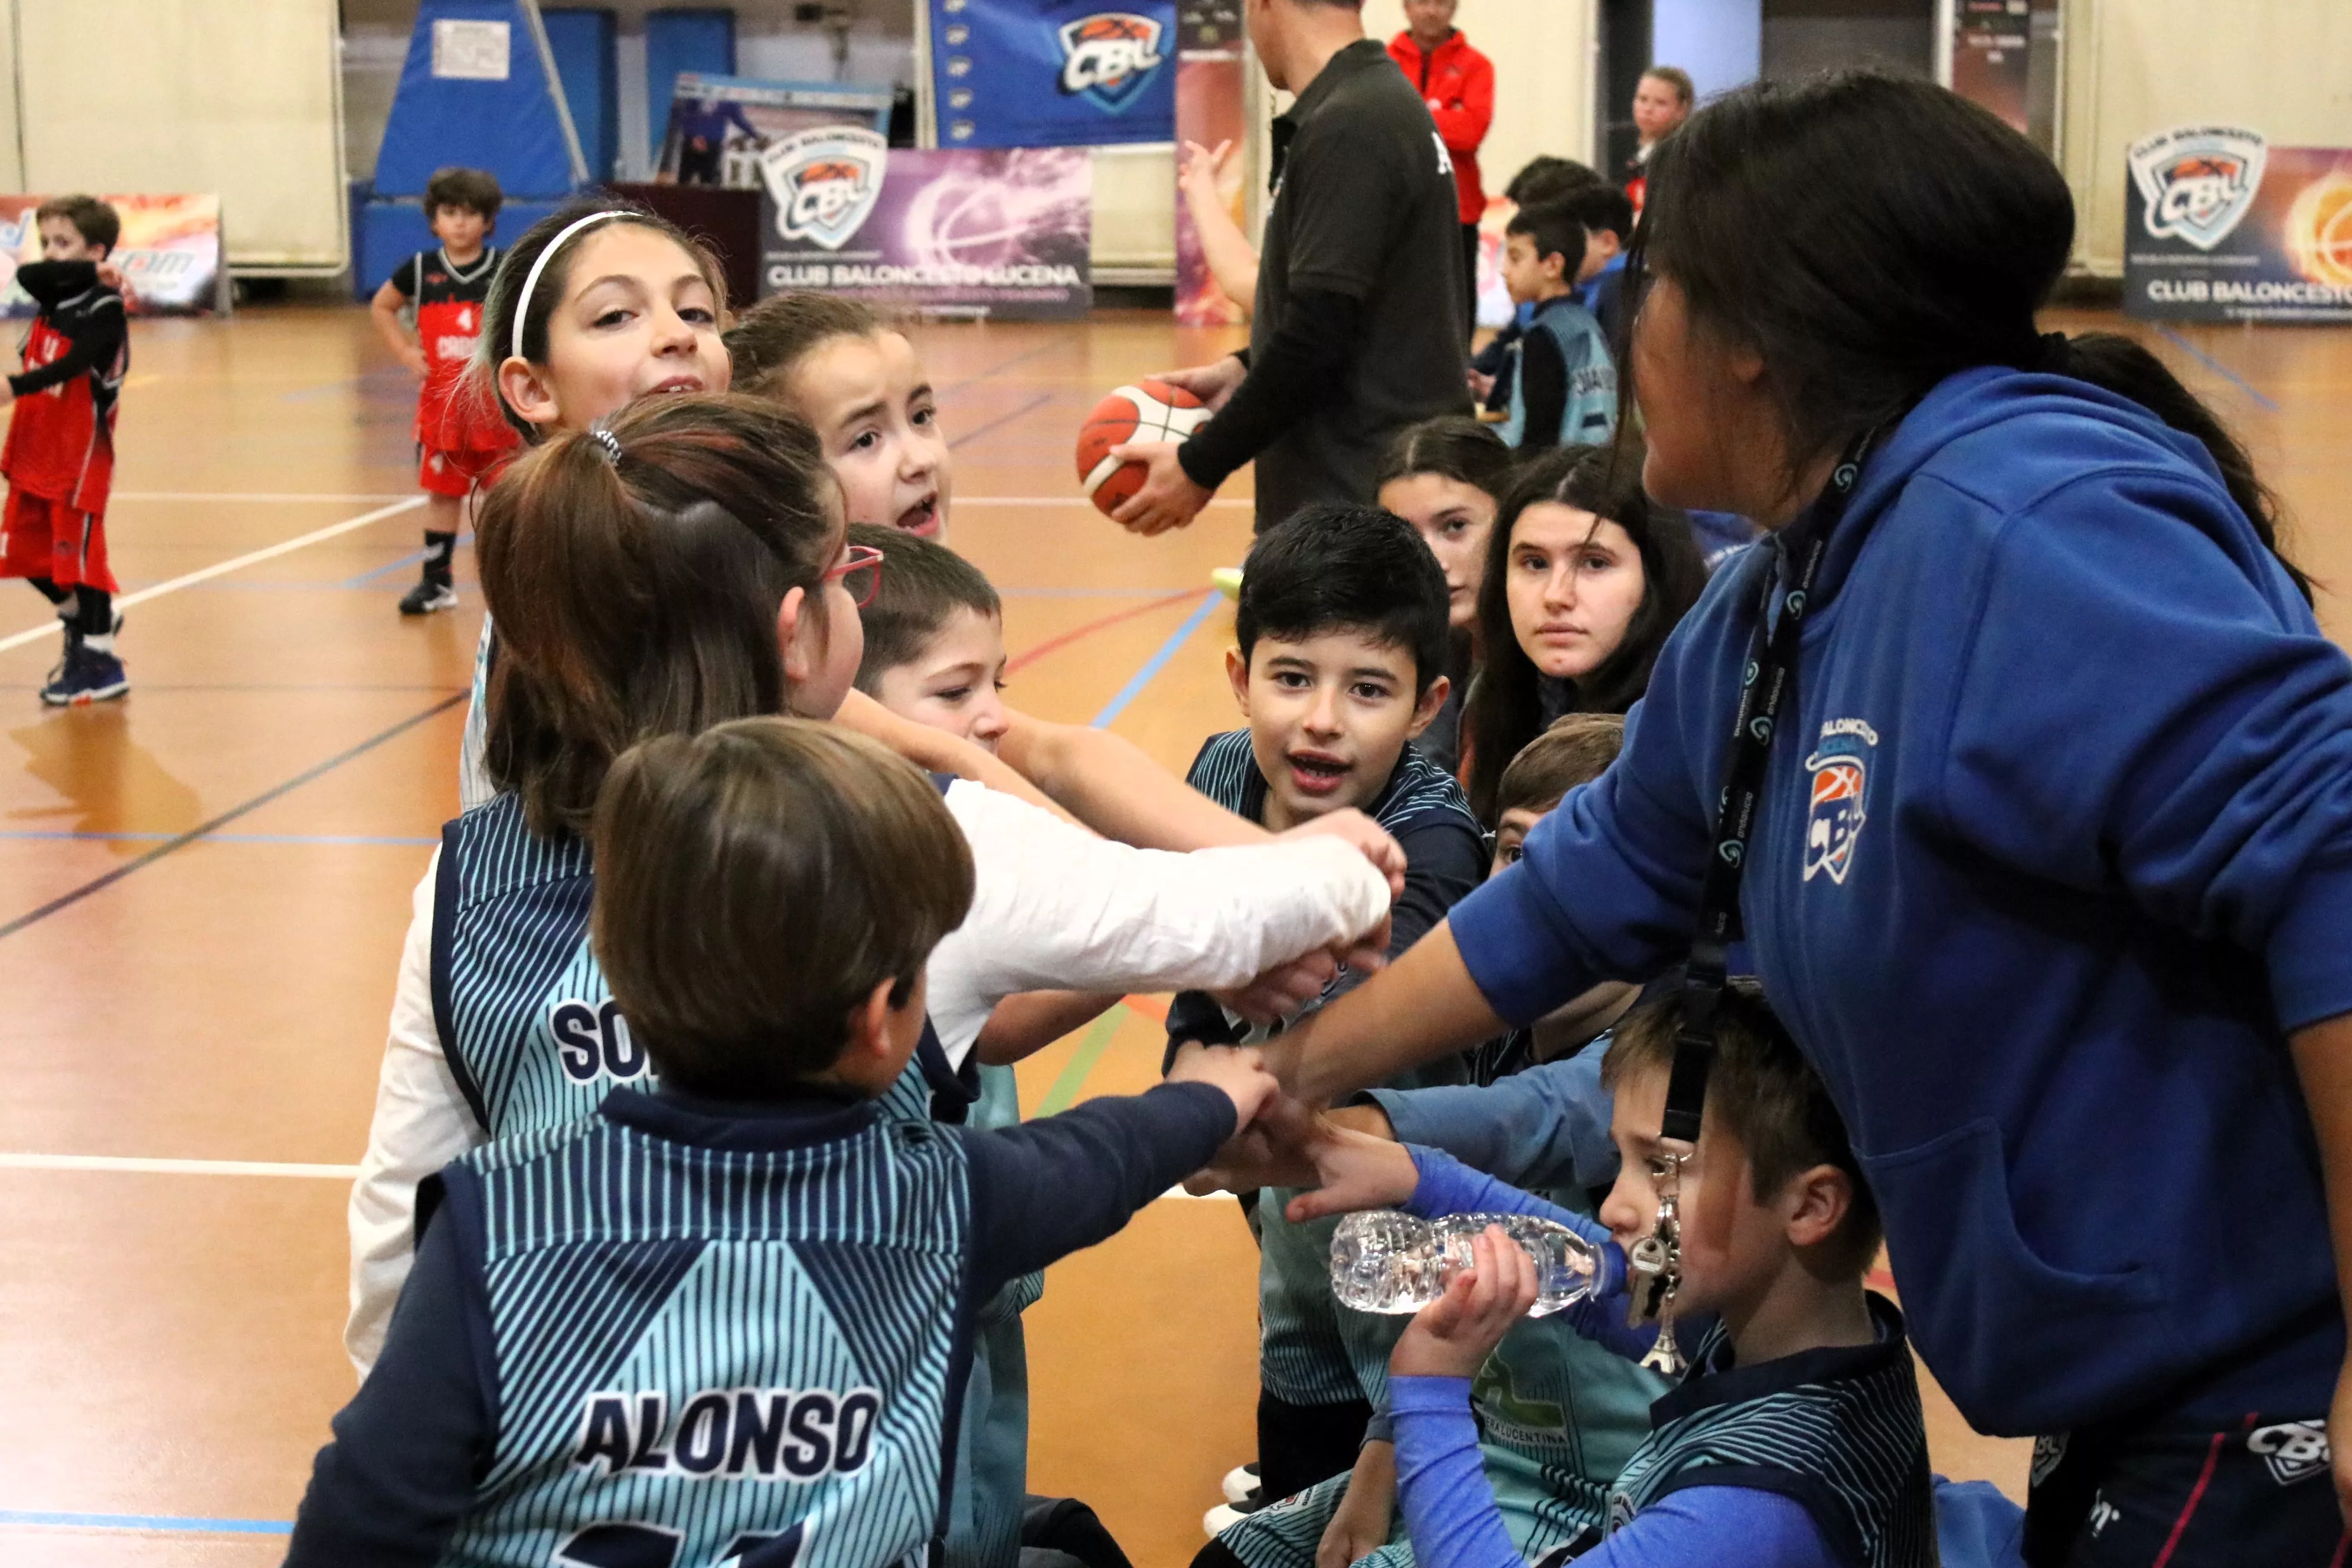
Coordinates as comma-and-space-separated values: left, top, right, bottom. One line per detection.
2124, 126, 2352, 324
658, 73, 894, 188
759, 136, 1091, 320
0, 194, 224, 317
1174, 0, 1246, 325
930, 0, 1176, 149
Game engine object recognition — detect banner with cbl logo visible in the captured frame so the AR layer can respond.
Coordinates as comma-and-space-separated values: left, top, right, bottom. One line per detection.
2124, 125, 2352, 324
929, 0, 1176, 148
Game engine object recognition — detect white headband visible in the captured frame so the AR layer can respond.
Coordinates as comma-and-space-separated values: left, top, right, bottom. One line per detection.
509, 210, 631, 361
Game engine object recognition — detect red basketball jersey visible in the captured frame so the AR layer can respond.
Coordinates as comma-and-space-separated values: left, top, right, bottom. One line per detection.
2, 308, 122, 512
400, 247, 517, 456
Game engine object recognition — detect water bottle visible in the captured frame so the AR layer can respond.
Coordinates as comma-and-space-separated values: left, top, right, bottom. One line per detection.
1329, 1210, 1602, 1318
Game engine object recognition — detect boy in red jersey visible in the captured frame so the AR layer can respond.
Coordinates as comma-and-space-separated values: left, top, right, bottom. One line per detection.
1, 195, 129, 705
370, 167, 518, 616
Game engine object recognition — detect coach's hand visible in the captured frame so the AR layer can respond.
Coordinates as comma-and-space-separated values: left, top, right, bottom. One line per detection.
1108, 441, 1213, 536
1154, 354, 1245, 412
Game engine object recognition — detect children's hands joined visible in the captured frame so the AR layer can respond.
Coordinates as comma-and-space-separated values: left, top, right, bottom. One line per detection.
1277, 807, 1409, 900
1390, 1228, 1538, 1379
1168, 1041, 1280, 1131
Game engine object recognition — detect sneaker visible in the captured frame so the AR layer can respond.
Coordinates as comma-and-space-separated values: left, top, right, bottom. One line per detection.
41, 644, 128, 706
1221, 1464, 1261, 1507
400, 579, 458, 616
1204, 1503, 1253, 1537
1210, 566, 1244, 600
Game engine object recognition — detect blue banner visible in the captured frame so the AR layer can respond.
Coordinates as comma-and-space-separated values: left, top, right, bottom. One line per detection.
931, 0, 1175, 148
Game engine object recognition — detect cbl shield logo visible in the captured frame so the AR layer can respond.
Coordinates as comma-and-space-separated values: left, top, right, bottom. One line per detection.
761, 126, 888, 250
2129, 125, 2268, 251
1057, 12, 1166, 112
1802, 720, 1879, 885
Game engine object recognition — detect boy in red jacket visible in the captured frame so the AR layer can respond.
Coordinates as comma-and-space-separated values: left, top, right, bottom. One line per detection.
1, 195, 129, 705
1389, 0, 1494, 339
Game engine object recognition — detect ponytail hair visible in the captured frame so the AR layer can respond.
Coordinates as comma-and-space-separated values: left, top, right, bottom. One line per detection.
475, 393, 841, 837
1635, 70, 2304, 593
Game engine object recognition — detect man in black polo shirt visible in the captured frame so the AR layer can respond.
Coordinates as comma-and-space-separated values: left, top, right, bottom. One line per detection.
1112, 0, 1469, 536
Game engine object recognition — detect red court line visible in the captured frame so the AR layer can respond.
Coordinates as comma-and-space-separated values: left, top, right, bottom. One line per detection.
1122, 994, 1171, 1025
1005, 589, 1201, 674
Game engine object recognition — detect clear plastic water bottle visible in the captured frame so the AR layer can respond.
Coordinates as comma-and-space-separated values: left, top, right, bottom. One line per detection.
1329, 1210, 1602, 1318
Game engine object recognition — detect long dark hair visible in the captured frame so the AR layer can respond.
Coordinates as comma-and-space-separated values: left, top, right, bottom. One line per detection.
1374, 414, 1517, 499
1629, 70, 2306, 599
1464, 443, 1707, 824
476, 393, 841, 838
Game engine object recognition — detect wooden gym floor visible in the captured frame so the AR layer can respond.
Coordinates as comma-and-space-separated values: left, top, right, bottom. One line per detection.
0, 303, 2344, 1564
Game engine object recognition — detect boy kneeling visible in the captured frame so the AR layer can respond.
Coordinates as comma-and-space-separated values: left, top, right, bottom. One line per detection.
287, 718, 1278, 1567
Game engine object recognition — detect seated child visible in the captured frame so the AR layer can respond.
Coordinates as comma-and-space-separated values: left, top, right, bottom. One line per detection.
1170, 503, 1488, 1510
1495, 202, 1618, 451
288, 717, 1282, 1567
1206, 716, 1661, 1568
1292, 982, 1941, 1568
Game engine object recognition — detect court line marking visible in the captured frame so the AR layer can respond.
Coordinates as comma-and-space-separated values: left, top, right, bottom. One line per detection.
0, 1509, 292, 1536
112, 491, 416, 502
948, 389, 1057, 451
1090, 591, 1223, 728
935, 338, 1066, 396
0, 1152, 361, 1178
0, 691, 465, 943
0, 496, 430, 655
1034, 1011, 1127, 1118
0, 831, 436, 846
2156, 326, 2280, 411
1005, 589, 1198, 674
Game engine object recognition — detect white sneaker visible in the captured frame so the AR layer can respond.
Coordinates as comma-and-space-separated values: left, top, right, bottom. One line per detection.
1204, 1503, 1252, 1537
1221, 1463, 1261, 1506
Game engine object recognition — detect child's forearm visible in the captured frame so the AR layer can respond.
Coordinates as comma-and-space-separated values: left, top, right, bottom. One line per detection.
836, 689, 1069, 819
1390, 1377, 1525, 1568
997, 714, 1263, 849
974, 990, 1124, 1064
369, 295, 414, 361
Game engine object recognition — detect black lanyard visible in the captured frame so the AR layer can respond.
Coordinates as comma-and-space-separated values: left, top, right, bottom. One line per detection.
1660, 432, 1874, 1145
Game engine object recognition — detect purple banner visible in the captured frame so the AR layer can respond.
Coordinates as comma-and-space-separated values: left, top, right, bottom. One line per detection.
757, 137, 1092, 321
2125, 127, 2352, 324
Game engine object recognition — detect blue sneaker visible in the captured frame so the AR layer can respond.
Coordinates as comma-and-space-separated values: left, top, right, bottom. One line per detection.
41, 643, 128, 706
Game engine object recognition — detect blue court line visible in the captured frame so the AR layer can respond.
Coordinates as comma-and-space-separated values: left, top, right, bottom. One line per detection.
0, 691, 466, 943
0, 830, 436, 846
2157, 326, 2279, 411
0, 1508, 290, 1535
1090, 590, 1221, 729
948, 390, 1056, 451
344, 531, 475, 587
936, 338, 1063, 397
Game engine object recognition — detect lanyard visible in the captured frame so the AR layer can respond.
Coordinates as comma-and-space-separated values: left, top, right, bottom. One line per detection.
1660, 431, 1875, 1146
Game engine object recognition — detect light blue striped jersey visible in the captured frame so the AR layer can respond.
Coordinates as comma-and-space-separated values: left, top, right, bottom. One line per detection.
430, 1097, 971, 1568
1500, 295, 1616, 449
1605, 1293, 1935, 1568
430, 792, 957, 1141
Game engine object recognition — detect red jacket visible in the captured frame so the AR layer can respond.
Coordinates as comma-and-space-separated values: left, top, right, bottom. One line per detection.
1388, 28, 1494, 223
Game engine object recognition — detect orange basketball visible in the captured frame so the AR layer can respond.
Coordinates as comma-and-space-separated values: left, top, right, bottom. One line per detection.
1076, 378, 1212, 517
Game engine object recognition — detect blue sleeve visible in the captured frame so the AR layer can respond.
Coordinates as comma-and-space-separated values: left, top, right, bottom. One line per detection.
1446, 566, 1754, 1027
1933, 1477, 2027, 1568
1391, 1376, 1525, 1568
286, 1182, 494, 1566
1570, 1488, 1840, 1568
1931, 471, 2352, 1032
1366, 1035, 1616, 1191
962, 1082, 1237, 1291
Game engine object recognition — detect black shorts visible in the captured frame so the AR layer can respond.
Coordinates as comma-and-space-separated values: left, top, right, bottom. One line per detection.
2024, 1413, 2347, 1567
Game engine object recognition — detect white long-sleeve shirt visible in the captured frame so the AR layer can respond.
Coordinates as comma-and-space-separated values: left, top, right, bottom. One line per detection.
345, 778, 1390, 1374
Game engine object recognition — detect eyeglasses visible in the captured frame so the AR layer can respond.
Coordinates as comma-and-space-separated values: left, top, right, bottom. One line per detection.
825, 543, 884, 608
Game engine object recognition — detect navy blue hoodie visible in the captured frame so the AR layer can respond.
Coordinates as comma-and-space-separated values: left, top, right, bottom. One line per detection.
1450, 365, 2352, 1438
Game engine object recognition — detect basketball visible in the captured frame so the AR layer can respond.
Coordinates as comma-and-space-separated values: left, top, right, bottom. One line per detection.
1075, 379, 1211, 517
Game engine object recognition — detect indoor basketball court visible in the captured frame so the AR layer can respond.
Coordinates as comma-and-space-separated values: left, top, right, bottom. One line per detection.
0, 1, 2347, 1565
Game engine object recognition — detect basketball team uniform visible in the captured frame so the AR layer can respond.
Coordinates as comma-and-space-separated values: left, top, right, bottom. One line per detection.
386, 247, 518, 498
1, 260, 127, 592
1499, 294, 1616, 452
284, 1070, 1242, 1566
1165, 730, 1485, 1501
1388, 1148, 1939, 1568
1211, 1041, 1666, 1568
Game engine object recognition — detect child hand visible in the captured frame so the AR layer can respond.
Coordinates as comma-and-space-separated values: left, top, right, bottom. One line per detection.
399, 343, 430, 378
1389, 1227, 1538, 1380
1283, 1118, 1420, 1222
1213, 948, 1339, 1025
1168, 1041, 1279, 1130
1277, 807, 1409, 900
1317, 1439, 1396, 1568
